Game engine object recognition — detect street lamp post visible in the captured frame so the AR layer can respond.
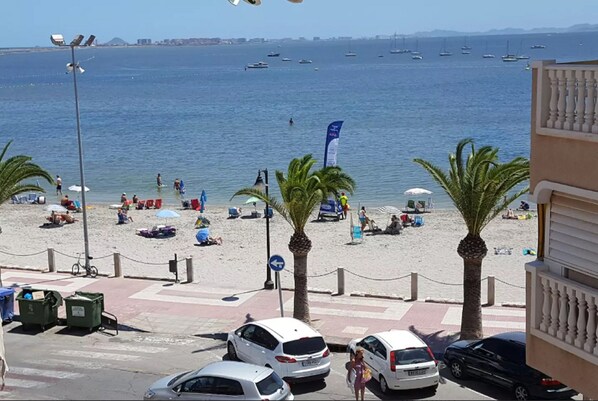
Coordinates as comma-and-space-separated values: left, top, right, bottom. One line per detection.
51, 34, 94, 273
254, 170, 274, 290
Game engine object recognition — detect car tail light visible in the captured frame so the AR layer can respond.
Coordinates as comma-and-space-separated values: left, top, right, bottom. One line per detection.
275, 355, 297, 363
390, 351, 396, 372
322, 348, 330, 358
426, 346, 438, 366
541, 378, 561, 386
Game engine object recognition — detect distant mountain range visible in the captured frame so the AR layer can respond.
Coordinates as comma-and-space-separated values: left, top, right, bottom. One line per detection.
104, 37, 129, 46
410, 23, 598, 38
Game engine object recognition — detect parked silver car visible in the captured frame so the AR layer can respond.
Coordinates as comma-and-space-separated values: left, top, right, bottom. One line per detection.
143, 361, 294, 400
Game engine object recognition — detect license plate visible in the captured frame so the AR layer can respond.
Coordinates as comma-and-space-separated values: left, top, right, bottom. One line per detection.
407, 368, 427, 376
302, 358, 320, 367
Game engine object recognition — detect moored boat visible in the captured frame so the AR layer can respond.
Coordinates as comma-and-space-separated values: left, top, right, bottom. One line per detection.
246, 61, 269, 69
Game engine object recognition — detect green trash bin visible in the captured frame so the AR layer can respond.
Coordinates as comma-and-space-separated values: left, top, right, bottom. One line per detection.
17, 289, 63, 331
64, 291, 104, 332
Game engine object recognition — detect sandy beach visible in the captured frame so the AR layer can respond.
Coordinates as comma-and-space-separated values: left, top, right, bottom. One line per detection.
0, 201, 536, 304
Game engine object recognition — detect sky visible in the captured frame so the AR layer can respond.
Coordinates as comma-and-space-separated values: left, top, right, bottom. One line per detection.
2, 0, 597, 48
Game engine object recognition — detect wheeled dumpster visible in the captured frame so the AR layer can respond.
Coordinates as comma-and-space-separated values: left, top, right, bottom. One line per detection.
16, 289, 63, 331
64, 291, 104, 332
0, 287, 15, 323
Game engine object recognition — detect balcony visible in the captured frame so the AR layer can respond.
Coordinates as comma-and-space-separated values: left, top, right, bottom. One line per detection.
527, 261, 598, 365
531, 60, 598, 192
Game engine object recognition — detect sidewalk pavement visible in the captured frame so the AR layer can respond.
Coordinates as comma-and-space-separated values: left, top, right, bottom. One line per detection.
1, 268, 526, 354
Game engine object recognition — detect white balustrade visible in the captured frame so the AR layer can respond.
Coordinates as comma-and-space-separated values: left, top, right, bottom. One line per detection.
538, 63, 598, 136
532, 269, 598, 364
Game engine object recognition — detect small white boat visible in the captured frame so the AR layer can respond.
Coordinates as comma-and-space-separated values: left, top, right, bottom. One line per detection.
412, 54, 423, 60
345, 51, 357, 57
246, 61, 269, 69
439, 39, 452, 56
483, 54, 496, 58
281, 57, 291, 62
267, 52, 280, 57
516, 55, 530, 60
525, 62, 531, 71
530, 44, 546, 49
298, 59, 312, 64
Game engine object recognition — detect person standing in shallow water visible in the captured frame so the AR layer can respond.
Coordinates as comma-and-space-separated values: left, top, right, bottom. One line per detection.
55, 175, 62, 195
289, 117, 294, 126
156, 173, 162, 187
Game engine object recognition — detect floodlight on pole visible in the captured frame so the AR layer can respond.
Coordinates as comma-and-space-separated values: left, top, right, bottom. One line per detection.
50, 33, 94, 274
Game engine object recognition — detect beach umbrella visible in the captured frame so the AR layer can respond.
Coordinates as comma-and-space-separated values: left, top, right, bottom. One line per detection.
156, 209, 180, 226
68, 185, 90, 192
156, 210, 180, 219
377, 206, 401, 215
200, 189, 207, 213
245, 196, 261, 212
46, 204, 67, 213
404, 188, 432, 196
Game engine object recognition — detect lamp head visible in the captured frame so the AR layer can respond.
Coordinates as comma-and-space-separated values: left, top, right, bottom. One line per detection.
83, 35, 96, 47
253, 171, 265, 190
50, 34, 65, 46
70, 34, 84, 46
243, 0, 261, 5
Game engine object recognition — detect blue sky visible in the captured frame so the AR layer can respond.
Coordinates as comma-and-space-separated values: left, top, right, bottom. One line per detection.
2, 0, 596, 47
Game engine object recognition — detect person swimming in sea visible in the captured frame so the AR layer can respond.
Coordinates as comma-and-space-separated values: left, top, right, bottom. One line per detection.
289, 117, 294, 126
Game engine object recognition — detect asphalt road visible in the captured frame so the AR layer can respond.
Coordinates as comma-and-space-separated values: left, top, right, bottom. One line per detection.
0, 320, 572, 400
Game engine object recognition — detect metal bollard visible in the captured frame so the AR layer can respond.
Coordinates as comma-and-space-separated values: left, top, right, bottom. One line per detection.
487, 275, 495, 306
411, 272, 418, 301
48, 248, 56, 272
114, 252, 122, 278
186, 257, 194, 283
337, 267, 345, 295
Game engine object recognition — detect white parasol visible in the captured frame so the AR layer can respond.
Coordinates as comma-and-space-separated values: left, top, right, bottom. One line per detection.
46, 204, 67, 213
377, 206, 401, 215
404, 188, 432, 196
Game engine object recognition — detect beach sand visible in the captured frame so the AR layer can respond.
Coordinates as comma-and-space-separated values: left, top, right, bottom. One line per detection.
0, 202, 536, 304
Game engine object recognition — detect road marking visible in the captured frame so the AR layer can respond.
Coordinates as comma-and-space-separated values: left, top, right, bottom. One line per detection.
283, 293, 412, 321
55, 350, 141, 361
441, 307, 525, 329
84, 343, 167, 353
4, 378, 45, 388
37, 359, 110, 370
129, 283, 257, 306
9, 367, 84, 379
342, 326, 368, 335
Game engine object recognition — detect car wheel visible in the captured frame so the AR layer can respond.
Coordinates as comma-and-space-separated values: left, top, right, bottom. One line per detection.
449, 360, 466, 379
227, 342, 238, 361
379, 375, 390, 394
514, 384, 530, 401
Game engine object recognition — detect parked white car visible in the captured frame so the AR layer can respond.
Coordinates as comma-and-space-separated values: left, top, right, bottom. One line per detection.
227, 317, 331, 383
347, 330, 440, 393
143, 360, 293, 400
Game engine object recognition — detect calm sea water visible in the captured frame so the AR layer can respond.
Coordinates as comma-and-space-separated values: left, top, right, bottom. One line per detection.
1, 32, 597, 208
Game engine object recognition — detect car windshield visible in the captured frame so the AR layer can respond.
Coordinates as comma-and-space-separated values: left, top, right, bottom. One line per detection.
282, 336, 326, 356
256, 372, 284, 395
168, 370, 193, 386
393, 348, 433, 365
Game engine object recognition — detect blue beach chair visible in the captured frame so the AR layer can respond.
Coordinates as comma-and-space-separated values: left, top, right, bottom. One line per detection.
413, 215, 424, 227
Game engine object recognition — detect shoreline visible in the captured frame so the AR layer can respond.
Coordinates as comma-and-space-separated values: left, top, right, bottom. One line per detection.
0, 202, 536, 304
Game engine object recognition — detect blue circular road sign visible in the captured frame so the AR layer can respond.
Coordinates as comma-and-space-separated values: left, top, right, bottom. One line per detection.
268, 254, 285, 272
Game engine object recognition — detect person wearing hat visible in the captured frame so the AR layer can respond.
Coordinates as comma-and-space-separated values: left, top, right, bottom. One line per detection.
121, 193, 127, 203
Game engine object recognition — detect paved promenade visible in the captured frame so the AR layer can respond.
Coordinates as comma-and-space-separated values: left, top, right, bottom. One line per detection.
1, 269, 526, 353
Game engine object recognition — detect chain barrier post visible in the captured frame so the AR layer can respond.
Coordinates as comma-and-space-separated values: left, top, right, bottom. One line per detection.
487, 275, 495, 306
48, 248, 56, 272
114, 252, 122, 278
186, 257, 194, 283
337, 267, 345, 295
411, 272, 418, 301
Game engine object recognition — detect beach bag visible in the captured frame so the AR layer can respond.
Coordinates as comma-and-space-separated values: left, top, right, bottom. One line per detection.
363, 367, 372, 382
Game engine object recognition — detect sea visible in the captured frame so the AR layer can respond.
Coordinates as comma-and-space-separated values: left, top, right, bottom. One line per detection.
1, 32, 597, 209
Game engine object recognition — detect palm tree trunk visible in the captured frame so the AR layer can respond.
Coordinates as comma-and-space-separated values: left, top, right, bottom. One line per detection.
460, 259, 483, 339
292, 253, 310, 323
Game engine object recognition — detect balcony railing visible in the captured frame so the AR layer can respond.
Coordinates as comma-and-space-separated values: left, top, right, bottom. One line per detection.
535, 60, 598, 140
529, 262, 598, 364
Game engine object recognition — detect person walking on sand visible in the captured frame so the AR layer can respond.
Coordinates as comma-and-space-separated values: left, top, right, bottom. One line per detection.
339, 192, 349, 219
56, 175, 62, 195
347, 348, 370, 401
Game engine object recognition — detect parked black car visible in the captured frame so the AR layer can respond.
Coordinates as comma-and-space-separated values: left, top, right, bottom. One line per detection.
443, 331, 578, 400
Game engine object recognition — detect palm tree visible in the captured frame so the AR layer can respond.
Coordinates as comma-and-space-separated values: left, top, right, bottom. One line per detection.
414, 138, 529, 340
232, 154, 355, 323
0, 141, 53, 205
0, 140, 53, 286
